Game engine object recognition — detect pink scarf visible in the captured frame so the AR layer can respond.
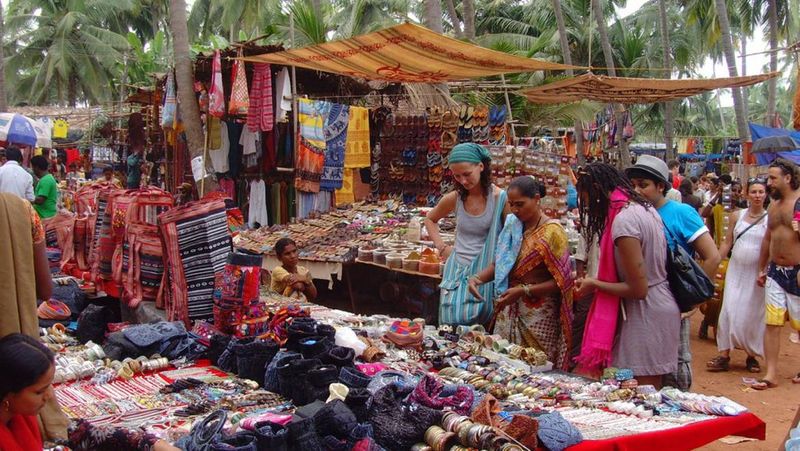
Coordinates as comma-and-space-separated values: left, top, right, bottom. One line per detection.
575, 188, 629, 371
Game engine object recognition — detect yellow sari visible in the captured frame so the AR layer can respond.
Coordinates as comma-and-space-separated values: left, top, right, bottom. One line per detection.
493, 221, 574, 369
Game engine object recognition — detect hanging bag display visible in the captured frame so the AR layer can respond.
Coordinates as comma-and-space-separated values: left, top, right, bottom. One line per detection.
663, 226, 715, 313
208, 50, 225, 118
228, 49, 250, 115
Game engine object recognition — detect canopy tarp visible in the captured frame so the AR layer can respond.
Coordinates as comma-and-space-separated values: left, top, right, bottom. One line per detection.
239, 22, 576, 83
749, 122, 800, 165
519, 72, 779, 104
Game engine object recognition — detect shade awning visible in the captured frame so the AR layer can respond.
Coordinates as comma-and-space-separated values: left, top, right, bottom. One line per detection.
519, 72, 779, 104
240, 22, 577, 83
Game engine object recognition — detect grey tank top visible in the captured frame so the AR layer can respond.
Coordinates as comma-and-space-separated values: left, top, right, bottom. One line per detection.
453, 190, 496, 265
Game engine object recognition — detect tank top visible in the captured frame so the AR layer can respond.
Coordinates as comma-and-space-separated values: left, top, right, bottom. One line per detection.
454, 189, 496, 265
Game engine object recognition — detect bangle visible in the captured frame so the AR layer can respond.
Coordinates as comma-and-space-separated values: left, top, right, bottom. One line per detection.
471, 276, 482, 285
522, 284, 532, 297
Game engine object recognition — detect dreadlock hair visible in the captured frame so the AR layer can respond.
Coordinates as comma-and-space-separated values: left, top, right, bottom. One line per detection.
576, 162, 650, 245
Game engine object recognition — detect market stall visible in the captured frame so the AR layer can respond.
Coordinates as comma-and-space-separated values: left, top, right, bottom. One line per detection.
41, 289, 765, 451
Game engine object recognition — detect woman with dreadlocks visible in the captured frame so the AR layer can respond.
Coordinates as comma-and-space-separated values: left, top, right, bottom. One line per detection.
574, 163, 679, 387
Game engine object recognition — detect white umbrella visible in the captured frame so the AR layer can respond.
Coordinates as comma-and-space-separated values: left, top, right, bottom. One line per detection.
0, 112, 53, 148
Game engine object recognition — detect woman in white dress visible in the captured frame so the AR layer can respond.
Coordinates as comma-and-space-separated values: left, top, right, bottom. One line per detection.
707, 178, 768, 373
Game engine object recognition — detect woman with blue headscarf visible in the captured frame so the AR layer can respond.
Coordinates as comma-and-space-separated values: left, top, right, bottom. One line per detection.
424, 143, 509, 325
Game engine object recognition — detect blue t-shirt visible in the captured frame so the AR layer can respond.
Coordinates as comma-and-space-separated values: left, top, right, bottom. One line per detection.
567, 182, 578, 209
657, 200, 708, 253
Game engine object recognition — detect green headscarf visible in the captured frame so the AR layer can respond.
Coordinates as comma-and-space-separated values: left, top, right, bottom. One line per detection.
448, 143, 491, 164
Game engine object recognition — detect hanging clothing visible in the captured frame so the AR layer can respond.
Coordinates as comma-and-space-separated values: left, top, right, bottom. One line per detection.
248, 63, 274, 132
295, 99, 328, 193
226, 121, 244, 178
208, 51, 225, 118
275, 67, 292, 124
162, 72, 178, 127
336, 169, 356, 206
209, 120, 230, 174
344, 106, 371, 168
248, 179, 269, 228
262, 130, 277, 173
218, 178, 236, 200
53, 118, 69, 139
240, 127, 260, 156
321, 103, 349, 191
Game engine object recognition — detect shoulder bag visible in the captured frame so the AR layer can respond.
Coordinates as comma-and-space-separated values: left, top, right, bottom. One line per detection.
663, 226, 715, 313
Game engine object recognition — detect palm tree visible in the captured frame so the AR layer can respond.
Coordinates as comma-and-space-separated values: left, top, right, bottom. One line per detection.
443, 0, 463, 37
712, 0, 749, 140
5, 0, 134, 106
0, 2, 7, 111
168, 0, 204, 157
592, 0, 631, 166
550, 0, 585, 163
463, 0, 476, 39
424, 0, 444, 33
657, 0, 675, 160
766, 0, 779, 125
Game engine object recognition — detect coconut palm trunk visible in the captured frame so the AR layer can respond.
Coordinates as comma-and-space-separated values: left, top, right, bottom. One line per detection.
657, 0, 675, 161
767, 0, 778, 126
713, 0, 749, 140
424, 0, 444, 33
463, 0, 476, 40
0, 2, 6, 112
551, 0, 584, 164
168, 0, 205, 157
443, 0, 463, 38
592, 0, 631, 167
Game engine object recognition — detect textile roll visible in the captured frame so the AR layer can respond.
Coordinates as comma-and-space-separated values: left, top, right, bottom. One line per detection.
159, 199, 233, 324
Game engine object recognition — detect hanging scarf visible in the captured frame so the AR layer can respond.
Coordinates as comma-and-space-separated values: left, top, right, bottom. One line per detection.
208, 50, 225, 118
343, 106, 371, 168
295, 99, 328, 193
247, 63, 274, 132
229, 49, 250, 115
161, 71, 177, 127
575, 188, 629, 371
321, 103, 349, 191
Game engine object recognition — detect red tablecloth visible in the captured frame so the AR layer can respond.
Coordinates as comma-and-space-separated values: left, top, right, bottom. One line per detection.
567, 412, 765, 451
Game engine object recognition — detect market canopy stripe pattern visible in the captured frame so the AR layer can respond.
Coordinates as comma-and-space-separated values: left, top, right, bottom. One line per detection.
239, 22, 577, 82
519, 72, 780, 104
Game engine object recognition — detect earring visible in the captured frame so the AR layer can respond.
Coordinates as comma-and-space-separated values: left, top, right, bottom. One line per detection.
2, 399, 10, 411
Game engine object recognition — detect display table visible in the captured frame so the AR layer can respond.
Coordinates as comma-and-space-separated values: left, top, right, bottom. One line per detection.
354, 258, 442, 280
567, 412, 765, 450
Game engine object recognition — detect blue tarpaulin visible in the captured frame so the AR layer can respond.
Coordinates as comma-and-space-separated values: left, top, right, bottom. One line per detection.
749, 123, 800, 165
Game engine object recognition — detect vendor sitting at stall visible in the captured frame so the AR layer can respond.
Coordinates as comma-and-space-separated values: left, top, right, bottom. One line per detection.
424, 143, 509, 326
270, 237, 317, 301
0, 333, 178, 451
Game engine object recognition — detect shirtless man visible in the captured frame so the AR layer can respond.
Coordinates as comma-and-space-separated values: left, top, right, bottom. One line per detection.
755, 158, 800, 389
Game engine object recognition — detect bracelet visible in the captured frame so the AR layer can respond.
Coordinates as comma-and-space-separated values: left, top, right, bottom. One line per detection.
522, 284, 532, 297
471, 276, 482, 285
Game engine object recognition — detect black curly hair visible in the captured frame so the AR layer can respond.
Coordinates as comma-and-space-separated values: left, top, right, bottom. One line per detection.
576, 162, 650, 244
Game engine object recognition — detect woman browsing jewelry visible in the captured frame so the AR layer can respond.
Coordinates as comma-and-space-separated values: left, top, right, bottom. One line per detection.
467, 176, 574, 369
424, 143, 509, 326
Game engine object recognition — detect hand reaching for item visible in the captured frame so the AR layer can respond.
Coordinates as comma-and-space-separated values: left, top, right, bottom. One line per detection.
575, 277, 596, 299
495, 286, 524, 310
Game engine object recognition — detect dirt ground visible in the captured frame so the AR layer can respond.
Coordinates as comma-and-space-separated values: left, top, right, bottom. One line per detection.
689, 313, 800, 450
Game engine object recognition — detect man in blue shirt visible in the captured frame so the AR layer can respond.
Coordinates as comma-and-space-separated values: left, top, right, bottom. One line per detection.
626, 155, 721, 390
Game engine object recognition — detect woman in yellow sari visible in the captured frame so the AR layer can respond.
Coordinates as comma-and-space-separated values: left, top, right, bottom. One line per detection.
468, 176, 574, 369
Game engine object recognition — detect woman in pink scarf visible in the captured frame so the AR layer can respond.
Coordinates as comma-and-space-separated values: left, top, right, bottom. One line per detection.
574, 163, 679, 388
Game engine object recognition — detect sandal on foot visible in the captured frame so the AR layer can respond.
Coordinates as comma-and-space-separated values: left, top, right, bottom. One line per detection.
745, 356, 761, 373
750, 379, 777, 390
792, 373, 800, 384
706, 355, 730, 372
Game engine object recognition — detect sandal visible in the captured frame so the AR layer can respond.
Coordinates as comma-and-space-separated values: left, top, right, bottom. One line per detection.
706, 355, 730, 372
750, 378, 778, 390
745, 356, 761, 373
793, 372, 800, 384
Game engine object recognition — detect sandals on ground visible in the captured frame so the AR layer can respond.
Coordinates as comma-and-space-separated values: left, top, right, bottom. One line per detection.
706, 355, 730, 372
745, 356, 761, 373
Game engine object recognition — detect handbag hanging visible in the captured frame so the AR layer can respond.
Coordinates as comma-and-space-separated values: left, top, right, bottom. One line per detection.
228, 49, 250, 115
727, 212, 766, 258
663, 226, 715, 313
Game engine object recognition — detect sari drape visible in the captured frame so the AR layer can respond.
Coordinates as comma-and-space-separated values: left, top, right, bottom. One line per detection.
493, 216, 574, 369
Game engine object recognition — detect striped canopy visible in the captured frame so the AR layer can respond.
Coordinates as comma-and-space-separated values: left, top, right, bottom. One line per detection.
240, 22, 577, 83
519, 72, 779, 104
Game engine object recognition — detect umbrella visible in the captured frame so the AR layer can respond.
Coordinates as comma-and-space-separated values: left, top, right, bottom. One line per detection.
751, 135, 800, 153
0, 113, 52, 148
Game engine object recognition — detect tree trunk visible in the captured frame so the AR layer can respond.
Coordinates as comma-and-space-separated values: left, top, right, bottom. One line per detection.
713, 0, 749, 140
741, 31, 749, 123
463, 0, 476, 40
657, 0, 675, 161
767, 0, 778, 126
169, 0, 205, 157
0, 2, 7, 111
592, 0, 630, 167
311, 0, 322, 18
443, 0, 463, 38
424, 0, 444, 33
551, 0, 583, 163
